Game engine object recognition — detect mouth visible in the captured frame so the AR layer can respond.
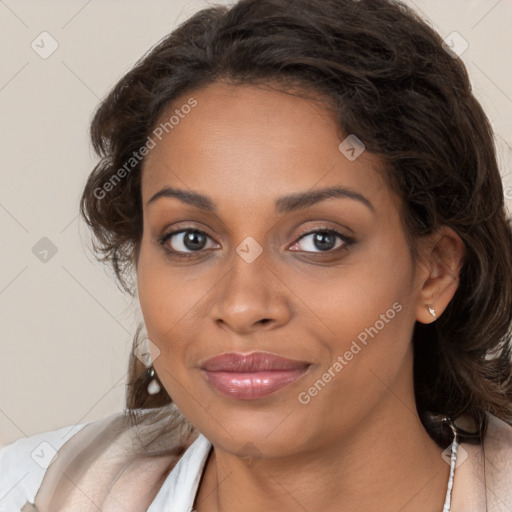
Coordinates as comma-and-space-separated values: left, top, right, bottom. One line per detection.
200, 352, 311, 400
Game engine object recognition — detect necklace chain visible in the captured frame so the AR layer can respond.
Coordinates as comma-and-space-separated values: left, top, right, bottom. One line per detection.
442, 426, 459, 511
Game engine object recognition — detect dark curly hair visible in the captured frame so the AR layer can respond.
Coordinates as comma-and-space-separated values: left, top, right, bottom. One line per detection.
80, 0, 512, 448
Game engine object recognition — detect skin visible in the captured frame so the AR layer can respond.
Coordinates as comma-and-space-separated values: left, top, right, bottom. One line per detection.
137, 82, 465, 512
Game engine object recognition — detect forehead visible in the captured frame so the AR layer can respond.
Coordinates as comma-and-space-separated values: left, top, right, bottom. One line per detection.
141, 82, 389, 212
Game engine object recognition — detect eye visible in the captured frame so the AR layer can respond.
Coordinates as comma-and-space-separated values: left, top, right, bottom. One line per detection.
157, 227, 354, 258
289, 228, 354, 253
158, 229, 219, 254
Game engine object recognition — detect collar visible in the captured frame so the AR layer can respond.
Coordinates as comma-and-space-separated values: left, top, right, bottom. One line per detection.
147, 434, 212, 512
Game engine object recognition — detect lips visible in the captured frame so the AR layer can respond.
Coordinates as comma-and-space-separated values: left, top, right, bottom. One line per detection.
201, 352, 310, 372
200, 352, 311, 400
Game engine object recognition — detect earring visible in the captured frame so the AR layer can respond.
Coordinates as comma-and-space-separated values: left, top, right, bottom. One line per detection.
146, 366, 162, 395
428, 304, 437, 319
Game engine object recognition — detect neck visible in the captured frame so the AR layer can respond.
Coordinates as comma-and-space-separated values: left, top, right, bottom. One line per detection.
194, 366, 450, 512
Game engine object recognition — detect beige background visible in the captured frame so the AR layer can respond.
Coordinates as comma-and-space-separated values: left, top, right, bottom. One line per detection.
1, 0, 511, 447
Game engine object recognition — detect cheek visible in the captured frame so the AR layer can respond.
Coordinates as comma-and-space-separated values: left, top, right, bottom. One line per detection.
137, 242, 185, 355
138, 234, 187, 322
296, 235, 417, 399
136, 244, 220, 429
303, 242, 413, 346
136, 240, 213, 379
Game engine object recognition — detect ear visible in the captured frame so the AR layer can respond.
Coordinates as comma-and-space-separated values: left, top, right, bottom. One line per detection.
415, 226, 465, 324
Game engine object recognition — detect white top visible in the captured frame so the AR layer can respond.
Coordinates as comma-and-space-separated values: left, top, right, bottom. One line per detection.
1, 406, 511, 511
0, 422, 92, 512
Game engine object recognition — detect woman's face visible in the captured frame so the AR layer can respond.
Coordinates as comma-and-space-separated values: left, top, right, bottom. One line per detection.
137, 82, 430, 458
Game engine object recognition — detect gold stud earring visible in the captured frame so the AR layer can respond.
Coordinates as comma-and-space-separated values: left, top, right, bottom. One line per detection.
428, 304, 437, 319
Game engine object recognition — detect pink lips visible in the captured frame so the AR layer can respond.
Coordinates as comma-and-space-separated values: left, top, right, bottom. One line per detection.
200, 352, 311, 400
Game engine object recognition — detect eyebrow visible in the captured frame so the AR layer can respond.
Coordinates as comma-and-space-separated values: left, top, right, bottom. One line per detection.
146, 185, 374, 213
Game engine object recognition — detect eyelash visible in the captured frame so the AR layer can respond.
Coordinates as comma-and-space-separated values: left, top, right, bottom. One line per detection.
157, 229, 216, 259
295, 226, 355, 247
157, 227, 355, 259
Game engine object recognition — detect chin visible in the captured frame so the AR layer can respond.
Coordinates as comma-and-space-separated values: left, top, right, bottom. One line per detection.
192, 404, 316, 457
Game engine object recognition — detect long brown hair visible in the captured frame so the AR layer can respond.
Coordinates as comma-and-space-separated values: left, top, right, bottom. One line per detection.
80, 0, 512, 447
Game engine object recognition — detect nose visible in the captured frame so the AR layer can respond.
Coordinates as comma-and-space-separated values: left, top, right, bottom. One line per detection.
209, 252, 292, 335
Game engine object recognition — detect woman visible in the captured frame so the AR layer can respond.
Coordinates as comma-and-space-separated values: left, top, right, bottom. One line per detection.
1, 0, 512, 510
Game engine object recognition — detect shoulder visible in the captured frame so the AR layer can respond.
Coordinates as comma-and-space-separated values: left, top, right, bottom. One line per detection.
0, 405, 198, 512
453, 412, 512, 511
0, 421, 91, 512
480, 413, 512, 510
484, 412, 512, 475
